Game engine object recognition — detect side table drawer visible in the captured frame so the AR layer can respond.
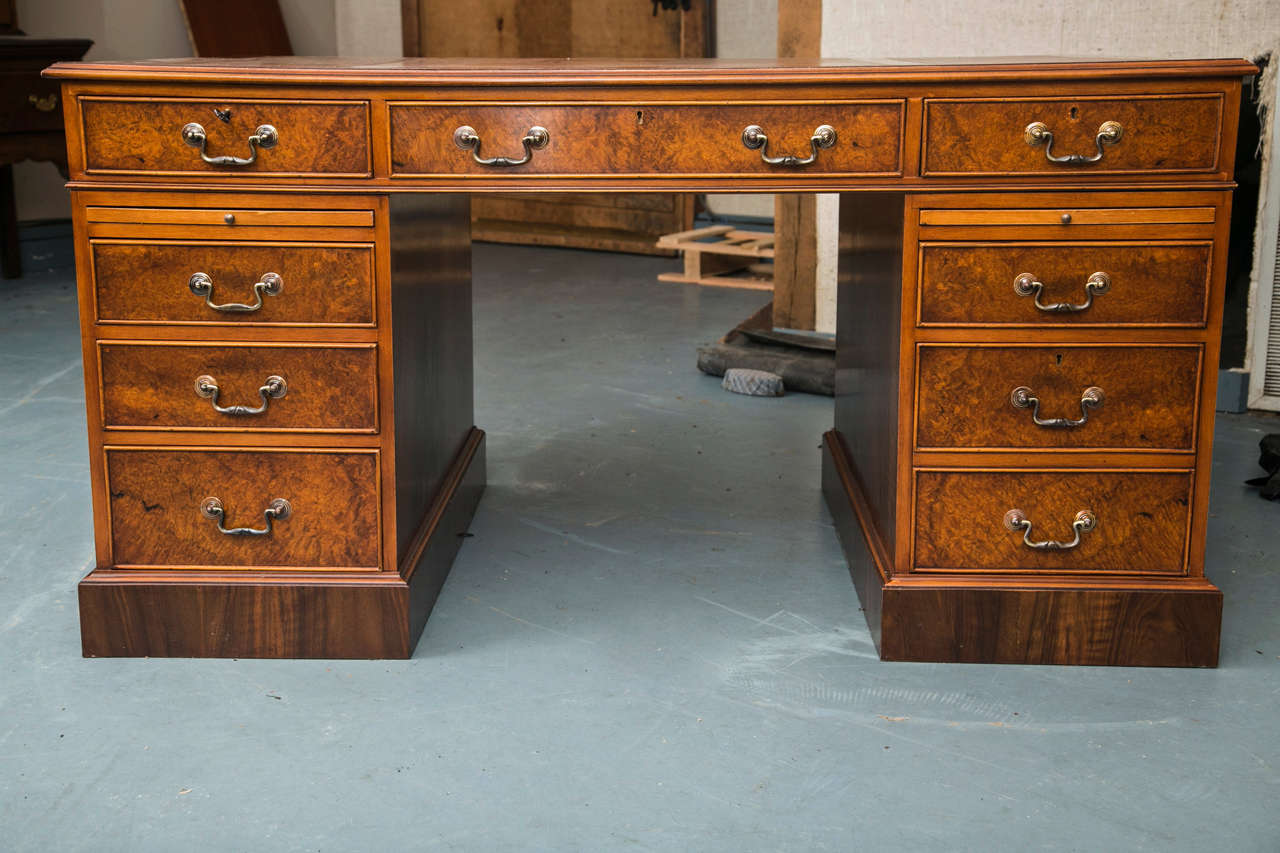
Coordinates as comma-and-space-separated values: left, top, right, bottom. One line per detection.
105, 447, 382, 570
98, 342, 379, 432
922, 93, 1225, 177
917, 241, 1212, 327
79, 96, 371, 176
914, 344, 1201, 451
389, 100, 903, 177
913, 469, 1192, 574
91, 240, 376, 326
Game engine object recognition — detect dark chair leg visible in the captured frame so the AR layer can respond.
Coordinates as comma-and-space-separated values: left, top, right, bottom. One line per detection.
0, 164, 21, 279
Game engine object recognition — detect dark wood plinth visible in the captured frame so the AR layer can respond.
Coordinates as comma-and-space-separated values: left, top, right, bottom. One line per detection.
822, 431, 1222, 667
79, 429, 485, 659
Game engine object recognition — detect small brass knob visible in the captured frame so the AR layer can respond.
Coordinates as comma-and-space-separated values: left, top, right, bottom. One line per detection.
1060, 213, 1072, 225
224, 213, 236, 225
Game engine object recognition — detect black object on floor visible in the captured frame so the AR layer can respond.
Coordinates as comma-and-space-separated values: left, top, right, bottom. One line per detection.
697, 299, 835, 396
1245, 433, 1280, 500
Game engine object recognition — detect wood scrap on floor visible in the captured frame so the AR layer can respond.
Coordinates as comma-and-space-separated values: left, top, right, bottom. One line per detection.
656, 224, 774, 290
696, 301, 835, 396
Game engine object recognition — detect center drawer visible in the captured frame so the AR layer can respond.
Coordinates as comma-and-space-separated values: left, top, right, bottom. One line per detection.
388, 101, 904, 177
105, 448, 382, 570
98, 342, 379, 432
914, 344, 1201, 451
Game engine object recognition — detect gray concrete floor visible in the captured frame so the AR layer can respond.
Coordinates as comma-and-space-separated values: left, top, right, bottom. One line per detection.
2, 243, 1279, 852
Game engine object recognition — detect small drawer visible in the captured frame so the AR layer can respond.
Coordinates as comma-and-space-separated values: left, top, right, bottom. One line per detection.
105, 447, 381, 570
389, 100, 903, 177
913, 469, 1191, 573
91, 240, 376, 326
98, 342, 378, 432
922, 93, 1224, 177
79, 96, 371, 176
0, 73, 65, 133
917, 241, 1212, 327
914, 344, 1200, 451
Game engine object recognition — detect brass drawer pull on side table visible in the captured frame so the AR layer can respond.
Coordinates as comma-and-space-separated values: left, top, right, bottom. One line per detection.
1003, 508, 1097, 550
453, 124, 549, 166
1014, 270, 1111, 312
181, 121, 278, 166
1010, 385, 1104, 428
1023, 120, 1123, 164
199, 496, 291, 536
741, 124, 837, 166
194, 374, 287, 416
188, 271, 282, 313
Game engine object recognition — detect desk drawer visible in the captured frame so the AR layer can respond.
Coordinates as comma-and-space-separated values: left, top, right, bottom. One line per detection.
922, 94, 1224, 177
79, 96, 371, 176
914, 345, 1200, 451
913, 469, 1191, 573
389, 101, 903, 177
0, 73, 64, 133
917, 241, 1212, 327
106, 448, 381, 570
98, 342, 378, 432
92, 241, 376, 326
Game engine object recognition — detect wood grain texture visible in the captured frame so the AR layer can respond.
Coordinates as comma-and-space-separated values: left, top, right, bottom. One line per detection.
98, 342, 378, 431
823, 432, 1220, 666
918, 242, 1212, 327
879, 584, 1221, 666
388, 102, 903, 177
92, 240, 376, 326
80, 97, 371, 175
105, 448, 381, 569
834, 192, 905, 555
923, 94, 1223, 175
389, 193, 477, 564
912, 469, 1192, 573
914, 344, 1201, 450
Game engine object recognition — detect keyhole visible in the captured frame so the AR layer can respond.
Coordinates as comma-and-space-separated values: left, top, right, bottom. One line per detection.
1069, 106, 1079, 120
496, 16, 504, 31
636, 110, 644, 125
1055, 353, 1063, 365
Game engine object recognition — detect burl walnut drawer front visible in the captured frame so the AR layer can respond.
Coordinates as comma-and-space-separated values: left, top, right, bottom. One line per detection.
91, 241, 376, 326
914, 345, 1201, 451
98, 342, 378, 432
913, 470, 1192, 573
78, 97, 371, 176
922, 94, 1224, 176
917, 242, 1212, 327
105, 448, 381, 570
388, 101, 903, 177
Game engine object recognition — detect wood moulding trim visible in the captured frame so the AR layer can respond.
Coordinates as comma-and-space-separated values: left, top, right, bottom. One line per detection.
79, 428, 486, 658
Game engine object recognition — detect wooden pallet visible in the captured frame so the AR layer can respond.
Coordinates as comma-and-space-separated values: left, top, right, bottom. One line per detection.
655, 224, 775, 290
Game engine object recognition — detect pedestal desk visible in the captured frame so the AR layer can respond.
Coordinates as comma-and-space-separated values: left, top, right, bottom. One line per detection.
45, 57, 1257, 665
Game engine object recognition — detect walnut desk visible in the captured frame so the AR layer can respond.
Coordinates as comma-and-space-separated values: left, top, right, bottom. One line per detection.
45, 57, 1257, 665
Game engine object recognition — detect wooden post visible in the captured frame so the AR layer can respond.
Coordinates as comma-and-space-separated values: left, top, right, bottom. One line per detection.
773, 0, 822, 329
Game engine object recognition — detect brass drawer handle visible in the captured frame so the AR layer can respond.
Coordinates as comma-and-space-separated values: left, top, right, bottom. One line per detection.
200, 496, 291, 536
181, 121, 278, 166
1014, 271, 1110, 313
1024, 120, 1122, 164
28, 93, 58, 112
188, 271, 282, 313
195, 374, 287, 415
741, 124, 836, 166
453, 124, 549, 166
1004, 508, 1096, 551
1010, 385, 1104, 428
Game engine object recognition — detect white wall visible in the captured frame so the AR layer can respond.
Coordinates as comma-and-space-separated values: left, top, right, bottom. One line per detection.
13, 0, 339, 221
705, 0, 777, 220
816, 0, 1280, 336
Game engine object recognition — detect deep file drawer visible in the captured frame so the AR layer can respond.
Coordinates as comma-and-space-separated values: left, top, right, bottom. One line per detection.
105, 447, 382, 570
97, 342, 379, 432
